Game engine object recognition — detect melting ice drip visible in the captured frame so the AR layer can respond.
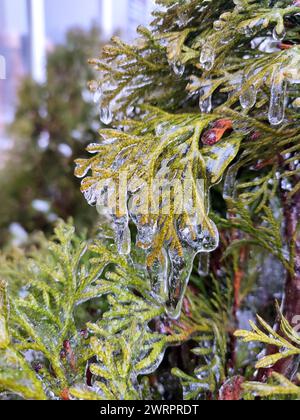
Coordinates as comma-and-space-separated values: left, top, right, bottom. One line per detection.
268, 67, 287, 126
163, 215, 219, 319
146, 216, 219, 320
93, 84, 113, 125
238, 65, 287, 126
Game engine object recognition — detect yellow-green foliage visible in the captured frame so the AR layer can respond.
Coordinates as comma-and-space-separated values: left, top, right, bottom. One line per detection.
2, 0, 300, 401
0, 221, 216, 400
235, 307, 300, 370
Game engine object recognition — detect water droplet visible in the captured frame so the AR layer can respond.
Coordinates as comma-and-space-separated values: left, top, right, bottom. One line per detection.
100, 106, 113, 125
268, 68, 286, 126
239, 78, 257, 109
199, 85, 212, 114
200, 43, 215, 71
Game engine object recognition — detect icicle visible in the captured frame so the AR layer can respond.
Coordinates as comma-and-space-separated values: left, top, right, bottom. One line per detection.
223, 164, 239, 202
171, 61, 185, 77
93, 88, 102, 104
111, 214, 131, 255
198, 253, 210, 277
165, 246, 196, 320
148, 249, 168, 304
239, 76, 257, 110
100, 105, 113, 125
136, 223, 155, 250
268, 68, 286, 126
200, 43, 215, 71
164, 215, 219, 319
199, 84, 212, 114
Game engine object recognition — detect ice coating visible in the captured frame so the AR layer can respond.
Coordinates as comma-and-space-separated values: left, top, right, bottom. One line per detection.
239, 76, 257, 110
100, 106, 113, 125
112, 214, 131, 256
163, 214, 219, 319
148, 249, 168, 304
268, 68, 286, 126
165, 246, 196, 320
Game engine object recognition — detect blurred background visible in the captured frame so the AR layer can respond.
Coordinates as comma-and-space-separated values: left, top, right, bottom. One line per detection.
0, 0, 154, 247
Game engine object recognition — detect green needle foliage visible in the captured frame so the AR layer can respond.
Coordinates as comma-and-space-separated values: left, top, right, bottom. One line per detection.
236, 306, 300, 370
2, 0, 300, 400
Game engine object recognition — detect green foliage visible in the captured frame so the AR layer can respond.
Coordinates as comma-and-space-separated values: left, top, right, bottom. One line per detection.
0, 221, 98, 398
243, 373, 300, 399
172, 277, 232, 399
236, 310, 300, 400
2, 0, 300, 401
235, 307, 300, 370
75, 108, 241, 262
0, 221, 212, 400
74, 0, 300, 399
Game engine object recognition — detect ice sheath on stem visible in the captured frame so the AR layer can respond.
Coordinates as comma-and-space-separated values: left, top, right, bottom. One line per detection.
239, 76, 257, 110
268, 68, 286, 126
164, 214, 219, 319
112, 214, 131, 256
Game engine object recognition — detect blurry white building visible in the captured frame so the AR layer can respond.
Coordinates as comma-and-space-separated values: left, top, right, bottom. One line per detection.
26, 0, 46, 83
99, 0, 154, 40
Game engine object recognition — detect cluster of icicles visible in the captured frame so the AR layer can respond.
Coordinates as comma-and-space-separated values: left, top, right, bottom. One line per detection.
117, 215, 218, 320
77, 135, 219, 320
169, 20, 290, 126
93, 193, 219, 320
87, 22, 291, 319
